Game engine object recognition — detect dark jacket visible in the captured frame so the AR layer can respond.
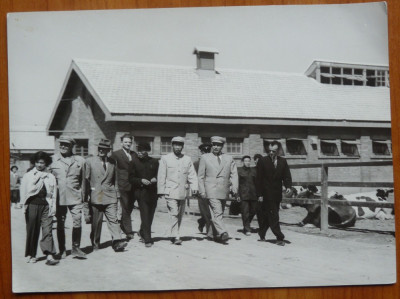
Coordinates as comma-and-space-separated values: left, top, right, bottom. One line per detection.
256, 156, 292, 201
111, 149, 137, 191
238, 166, 257, 201
129, 156, 159, 200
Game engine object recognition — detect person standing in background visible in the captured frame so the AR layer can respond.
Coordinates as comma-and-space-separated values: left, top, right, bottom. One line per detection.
10, 165, 22, 209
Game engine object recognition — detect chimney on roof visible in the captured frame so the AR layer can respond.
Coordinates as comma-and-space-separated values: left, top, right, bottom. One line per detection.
193, 47, 219, 77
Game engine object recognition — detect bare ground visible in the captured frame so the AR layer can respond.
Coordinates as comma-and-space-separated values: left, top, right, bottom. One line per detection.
10, 200, 396, 293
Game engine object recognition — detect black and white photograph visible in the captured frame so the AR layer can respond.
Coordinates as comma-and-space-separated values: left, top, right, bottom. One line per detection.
8, 2, 396, 293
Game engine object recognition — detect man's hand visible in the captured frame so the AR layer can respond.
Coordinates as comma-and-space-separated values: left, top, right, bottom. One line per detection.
258, 196, 263, 202
158, 195, 165, 200
285, 188, 292, 194
192, 190, 198, 196
199, 193, 206, 199
141, 179, 151, 185
150, 177, 157, 184
236, 196, 241, 203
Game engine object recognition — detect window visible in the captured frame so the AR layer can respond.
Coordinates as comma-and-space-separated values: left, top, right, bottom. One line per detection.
74, 139, 89, 157
161, 137, 173, 154
315, 63, 388, 87
263, 139, 285, 156
225, 138, 243, 154
372, 140, 391, 156
320, 140, 339, 156
286, 139, 306, 155
134, 137, 154, 154
341, 140, 360, 157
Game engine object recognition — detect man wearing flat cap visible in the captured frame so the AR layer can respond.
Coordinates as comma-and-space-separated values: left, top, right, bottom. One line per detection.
198, 136, 239, 244
85, 139, 127, 252
49, 135, 87, 259
129, 142, 159, 247
157, 136, 198, 245
111, 133, 137, 240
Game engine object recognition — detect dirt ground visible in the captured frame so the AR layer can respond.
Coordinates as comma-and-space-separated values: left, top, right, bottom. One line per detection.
10, 200, 396, 293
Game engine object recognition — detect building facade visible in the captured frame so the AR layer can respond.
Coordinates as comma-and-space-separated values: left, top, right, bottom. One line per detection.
47, 49, 393, 190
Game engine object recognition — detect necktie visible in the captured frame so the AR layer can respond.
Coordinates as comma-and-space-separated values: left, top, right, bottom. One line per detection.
217, 155, 221, 165
103, 161, 107, 171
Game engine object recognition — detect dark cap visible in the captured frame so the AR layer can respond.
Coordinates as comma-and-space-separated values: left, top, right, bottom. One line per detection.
137, 142, 151, 152
97, 139, 112, 149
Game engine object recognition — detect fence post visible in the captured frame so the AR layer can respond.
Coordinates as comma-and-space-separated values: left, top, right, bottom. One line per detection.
320, 165, 329, 232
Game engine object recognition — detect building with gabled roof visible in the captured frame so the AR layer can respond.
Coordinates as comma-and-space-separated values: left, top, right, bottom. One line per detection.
47, 48, 393, 187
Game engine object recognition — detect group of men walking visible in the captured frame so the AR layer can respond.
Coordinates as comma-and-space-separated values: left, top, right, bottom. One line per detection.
20, 133, 293, 262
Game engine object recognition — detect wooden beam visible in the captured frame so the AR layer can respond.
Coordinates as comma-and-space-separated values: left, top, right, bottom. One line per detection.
320, 166, 329, 233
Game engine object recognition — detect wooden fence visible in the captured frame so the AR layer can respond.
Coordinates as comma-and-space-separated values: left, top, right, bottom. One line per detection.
285, 160, 394, 232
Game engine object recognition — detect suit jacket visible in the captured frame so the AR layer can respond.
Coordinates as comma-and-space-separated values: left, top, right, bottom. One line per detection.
238, 167, 257, 201
85, 156, 119, 205
157, 153, 198, 200
256, 156, 292, 202
198, 153, 238, 200
49, 154, 86, 206
111, 149, 137, 191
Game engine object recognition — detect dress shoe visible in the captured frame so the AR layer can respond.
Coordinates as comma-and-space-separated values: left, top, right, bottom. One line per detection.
145, 242, 153, 248
137, 231, 144, 243
258, 234, 266, 241
197, 219, 205, 233
173, 238, 182, 245
113, 241, 128, 252
72, 246, 87, 259
220, 232, 229, 244
46, 258, 59, 266
126, 233, 135, 241
276, 240, 286, 246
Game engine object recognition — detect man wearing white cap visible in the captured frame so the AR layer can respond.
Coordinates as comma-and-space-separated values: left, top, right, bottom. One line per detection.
157, 136, 198, 245
49, 135, 87, 259
198, 136, 239, 244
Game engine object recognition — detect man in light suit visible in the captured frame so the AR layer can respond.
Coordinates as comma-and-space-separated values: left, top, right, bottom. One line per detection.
49, 135, 86, 259
157, 136, 198, 245
111, 133, 137, 240
198, 136, 239, 244
256, 141, 292, 246
85, 139, 127, 252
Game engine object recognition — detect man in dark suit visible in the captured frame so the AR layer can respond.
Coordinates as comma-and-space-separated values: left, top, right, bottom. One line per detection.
129, 142, 159, 248
85, 139, 127, 252
256, 141, 292, 246
111, 133, 137, 240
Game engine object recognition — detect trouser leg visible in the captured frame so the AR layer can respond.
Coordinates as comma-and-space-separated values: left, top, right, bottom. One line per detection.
91, 204, 104, 247
240, 200, 251, 232
104, 203, 122, 242
56, 205, 67, 253
258, 200, 269, 239
138, 195, 152, 243
119, 190, 134, 234
208, 198, 227, 237
265, 200, 285, 241
248, 200, 257, 225
69, 204, 83, 248
40, 205, 56, 255
198, 197, 212, 233
25, 204, 41, 257
166, 198, 180, 238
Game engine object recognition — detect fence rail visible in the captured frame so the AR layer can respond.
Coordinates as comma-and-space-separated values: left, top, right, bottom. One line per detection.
290, 160, 394, 232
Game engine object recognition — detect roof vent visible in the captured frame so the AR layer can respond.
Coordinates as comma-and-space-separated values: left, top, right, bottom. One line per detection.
193, 47, 219, 77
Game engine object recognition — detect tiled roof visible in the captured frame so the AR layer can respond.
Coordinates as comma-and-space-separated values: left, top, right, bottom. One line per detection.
72, 59, 391, 122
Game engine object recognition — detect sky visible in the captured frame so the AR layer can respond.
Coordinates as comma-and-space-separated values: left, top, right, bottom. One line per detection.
7, 2, 389, 148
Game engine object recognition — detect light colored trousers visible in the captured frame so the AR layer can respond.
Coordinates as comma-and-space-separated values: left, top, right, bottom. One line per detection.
166, 198, 186, 239
208, 198, 227, 237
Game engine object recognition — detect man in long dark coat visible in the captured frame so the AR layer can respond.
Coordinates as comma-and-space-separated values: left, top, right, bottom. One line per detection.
256, 141, 292, 246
